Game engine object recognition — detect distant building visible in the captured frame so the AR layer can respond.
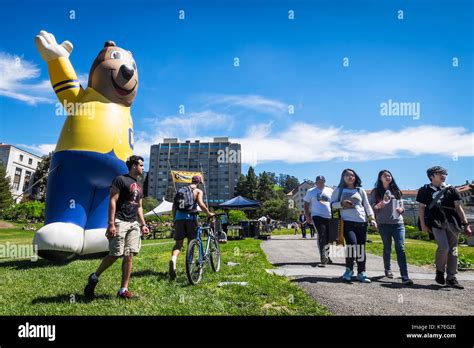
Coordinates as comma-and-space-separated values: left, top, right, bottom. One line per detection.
147, 137, 241, 207
286, 181, 314, 212
0, 144, 42, 203
455, 182, 474, 206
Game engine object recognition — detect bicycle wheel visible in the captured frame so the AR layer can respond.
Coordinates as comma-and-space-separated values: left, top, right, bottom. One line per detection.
210, 237, 221, 272
186, 239, 203, 285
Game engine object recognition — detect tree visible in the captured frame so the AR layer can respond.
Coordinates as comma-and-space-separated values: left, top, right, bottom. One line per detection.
234, 174, 247, 197
0, 163, 13, 212
227, 209, 248, 224
2, 201, 45, 222
31, 152, 52, 202
142, 196, 159, 213
278, 174, 300, 194
267, 172, 278, 185
257, 171, 277, 202
259, 197, 298, 222
245, 167, 259, 200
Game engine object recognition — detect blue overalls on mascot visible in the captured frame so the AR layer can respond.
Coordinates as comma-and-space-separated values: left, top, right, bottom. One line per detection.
33, 30, 138, 261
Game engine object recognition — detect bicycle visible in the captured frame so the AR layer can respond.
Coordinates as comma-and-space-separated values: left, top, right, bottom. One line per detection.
185, 214, 223, 285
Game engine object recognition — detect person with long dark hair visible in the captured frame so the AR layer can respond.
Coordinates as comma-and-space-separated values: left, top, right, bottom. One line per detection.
331, 169, 377, 283
369, 170, 413, 285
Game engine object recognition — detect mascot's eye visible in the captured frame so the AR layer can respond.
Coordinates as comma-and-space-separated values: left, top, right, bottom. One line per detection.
132, 61, 137, 70
110, 50, 123, 60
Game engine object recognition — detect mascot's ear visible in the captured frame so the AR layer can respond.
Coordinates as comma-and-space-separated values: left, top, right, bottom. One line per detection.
104, 41, 116, 47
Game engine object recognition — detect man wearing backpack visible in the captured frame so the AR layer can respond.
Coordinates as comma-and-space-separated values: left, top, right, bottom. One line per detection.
417, 166, 472, 289
169, 175, 214, 280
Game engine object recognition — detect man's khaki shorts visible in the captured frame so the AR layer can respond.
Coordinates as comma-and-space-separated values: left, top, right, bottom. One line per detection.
109, 219, 141, 257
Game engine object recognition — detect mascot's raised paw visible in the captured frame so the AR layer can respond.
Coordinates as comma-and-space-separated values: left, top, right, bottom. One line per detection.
33, 30, 138, 261
35, 30, 73, 62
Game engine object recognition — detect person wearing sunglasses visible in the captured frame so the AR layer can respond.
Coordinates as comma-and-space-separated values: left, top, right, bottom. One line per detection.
417, 166, 472, 289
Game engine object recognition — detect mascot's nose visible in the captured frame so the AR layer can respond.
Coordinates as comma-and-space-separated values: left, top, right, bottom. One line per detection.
119, 65, 135, 81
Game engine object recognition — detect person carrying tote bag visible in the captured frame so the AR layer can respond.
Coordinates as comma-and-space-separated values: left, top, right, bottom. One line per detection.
329, 187, 345, 246
331, 169, 377, 283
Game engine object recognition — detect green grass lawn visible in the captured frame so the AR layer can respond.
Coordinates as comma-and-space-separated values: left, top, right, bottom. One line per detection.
0, 223, 329, 316
271, 228, 297, 236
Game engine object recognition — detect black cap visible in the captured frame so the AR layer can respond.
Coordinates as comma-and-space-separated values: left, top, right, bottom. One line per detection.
315, 175, 326, 182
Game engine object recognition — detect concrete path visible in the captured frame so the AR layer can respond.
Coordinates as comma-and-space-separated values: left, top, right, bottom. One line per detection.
262, 235, 474, 315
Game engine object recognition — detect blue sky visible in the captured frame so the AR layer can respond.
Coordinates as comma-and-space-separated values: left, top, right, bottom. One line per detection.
0, 0, 472, 190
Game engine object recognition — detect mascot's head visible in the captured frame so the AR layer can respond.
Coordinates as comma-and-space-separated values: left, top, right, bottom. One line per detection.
88, 41, 138, 106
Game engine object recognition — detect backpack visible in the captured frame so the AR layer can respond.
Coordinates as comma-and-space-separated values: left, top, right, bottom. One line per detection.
174, 186, 196, 212
420, 185, 460, 230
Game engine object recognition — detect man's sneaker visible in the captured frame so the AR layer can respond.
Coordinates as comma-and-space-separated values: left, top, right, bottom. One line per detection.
402, 276, 414, 285
357, 272, 371, 283
117, 289, 134, 299
342, 268, 353, 282
435, 270, 445, 285
327, 258, 333, 264
169, 260, 177, 281
446, 278, 464, 289
384, 269, 394, 278
84, 273, 98, 299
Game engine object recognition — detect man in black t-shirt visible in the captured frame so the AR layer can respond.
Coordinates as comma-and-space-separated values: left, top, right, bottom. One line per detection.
417, 166, 472, 289
84, 155, 149, 299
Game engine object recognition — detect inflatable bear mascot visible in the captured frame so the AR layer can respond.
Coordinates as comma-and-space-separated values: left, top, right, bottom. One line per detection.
34, 30, 138, 261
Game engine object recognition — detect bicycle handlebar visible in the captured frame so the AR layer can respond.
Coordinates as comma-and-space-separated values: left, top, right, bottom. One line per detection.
207, 215, 218, 222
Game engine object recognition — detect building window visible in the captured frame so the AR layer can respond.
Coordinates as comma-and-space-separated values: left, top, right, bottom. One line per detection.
13, 167, 22, 190
19, 154, 24, 162
28, 158, 33, 165
23, 171, 32, 192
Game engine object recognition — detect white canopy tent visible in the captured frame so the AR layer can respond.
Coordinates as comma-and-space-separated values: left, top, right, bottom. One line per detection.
144, 198, 201, 218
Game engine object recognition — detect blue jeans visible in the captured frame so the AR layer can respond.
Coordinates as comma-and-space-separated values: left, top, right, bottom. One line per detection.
379, 224, 408, 278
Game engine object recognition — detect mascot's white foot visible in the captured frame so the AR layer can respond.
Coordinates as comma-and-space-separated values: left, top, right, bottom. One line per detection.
82, 228, 109, 256
34, 222, 84, 261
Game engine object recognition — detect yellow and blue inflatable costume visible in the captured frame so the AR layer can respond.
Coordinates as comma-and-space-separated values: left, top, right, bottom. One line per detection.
33, 30, 139, 261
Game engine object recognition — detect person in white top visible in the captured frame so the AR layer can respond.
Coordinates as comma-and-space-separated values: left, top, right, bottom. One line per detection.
304, 175, 333, 267
330, 169, 377, 283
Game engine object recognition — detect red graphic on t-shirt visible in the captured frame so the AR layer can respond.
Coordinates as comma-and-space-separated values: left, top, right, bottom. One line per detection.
130, 182, 142, 205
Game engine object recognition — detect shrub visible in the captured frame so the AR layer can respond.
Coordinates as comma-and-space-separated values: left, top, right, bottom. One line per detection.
1, 201, 45, 222
458, 254, 472, 269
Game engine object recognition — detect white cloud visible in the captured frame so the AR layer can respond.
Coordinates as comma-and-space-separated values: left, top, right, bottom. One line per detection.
133, 128, 216, 163
133, 110, 233, 163
0, 52, 55, 105
159, 110, 233, 132
0, 52, 89, 106
204, 94, 288, 116
19, 124, 472, 171
235, 123, 474, 165
18, 143, 55, 156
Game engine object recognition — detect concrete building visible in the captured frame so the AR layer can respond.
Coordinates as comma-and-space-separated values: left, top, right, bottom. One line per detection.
455, 182, 474, 206
147, 137, 241, 206
286, 181, 314, 212
0, 144, 42, 202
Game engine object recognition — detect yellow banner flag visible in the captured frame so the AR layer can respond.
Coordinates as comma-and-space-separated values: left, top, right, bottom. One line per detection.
171, 170, 204, 184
